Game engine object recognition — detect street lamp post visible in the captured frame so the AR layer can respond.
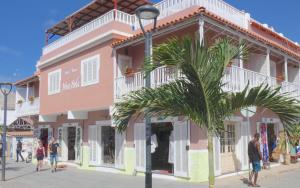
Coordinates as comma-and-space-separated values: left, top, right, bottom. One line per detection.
135, 5, 159, 188
0, 83, 13, 181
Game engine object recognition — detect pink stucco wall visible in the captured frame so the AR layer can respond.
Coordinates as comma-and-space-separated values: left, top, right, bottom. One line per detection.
39, 41, 114, 115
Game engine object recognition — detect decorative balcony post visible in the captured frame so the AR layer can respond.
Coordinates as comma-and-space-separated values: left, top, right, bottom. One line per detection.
284, 56, 288, 82
239, 37, 245, 91
26, 82, 29, 101
265, 48, 271, 85
199, 16, 204, 46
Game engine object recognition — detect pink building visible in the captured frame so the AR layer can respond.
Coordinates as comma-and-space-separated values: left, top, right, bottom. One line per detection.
15, 0, 300, 182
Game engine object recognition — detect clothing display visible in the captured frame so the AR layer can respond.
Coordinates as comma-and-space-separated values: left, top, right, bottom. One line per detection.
151, 134, 158, 153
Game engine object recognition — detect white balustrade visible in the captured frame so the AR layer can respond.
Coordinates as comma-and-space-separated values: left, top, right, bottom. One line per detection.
15, 97, 40, 117
43, 10, 136, 55
134, 0, 248, 30
116, 65, 300, 101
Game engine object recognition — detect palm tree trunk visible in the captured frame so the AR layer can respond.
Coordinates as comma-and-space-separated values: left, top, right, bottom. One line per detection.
207, 130, 215, 188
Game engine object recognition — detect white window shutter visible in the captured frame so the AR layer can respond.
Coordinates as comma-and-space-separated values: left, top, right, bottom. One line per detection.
240, 122, 250, 170
115, 131, 125, 169
134, 123, 145, 172
62, 127, 68, 161
89, 125, 98, 165
81, 55, 100, 86
96, 126, 102, 165
213, 135, 221, 176
173, 121, 188, 177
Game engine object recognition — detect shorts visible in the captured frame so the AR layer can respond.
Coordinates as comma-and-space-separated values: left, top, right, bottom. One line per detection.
50, 153, 58, 164
252, 161, 261, 172
37, 155, 44, 161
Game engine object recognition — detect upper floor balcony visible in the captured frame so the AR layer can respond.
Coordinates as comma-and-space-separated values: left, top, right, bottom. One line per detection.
115, 65, 300, 101
42, 0, 249, 56
14, 75, 40, 117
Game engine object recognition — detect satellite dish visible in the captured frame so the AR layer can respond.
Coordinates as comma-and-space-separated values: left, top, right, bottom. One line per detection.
241, 106, 257, 118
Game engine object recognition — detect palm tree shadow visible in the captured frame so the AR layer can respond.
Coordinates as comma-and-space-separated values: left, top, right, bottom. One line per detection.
240, 177, 252, 186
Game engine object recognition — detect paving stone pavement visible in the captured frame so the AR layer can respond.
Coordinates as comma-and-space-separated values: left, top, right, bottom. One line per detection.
0, 161, 300, 188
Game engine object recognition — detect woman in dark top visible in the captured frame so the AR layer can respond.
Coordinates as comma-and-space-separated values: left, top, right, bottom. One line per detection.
36, 140, 45, 172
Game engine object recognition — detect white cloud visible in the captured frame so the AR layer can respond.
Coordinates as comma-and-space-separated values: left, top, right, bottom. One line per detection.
0, 45, 22, 56
44, 19, 57, 28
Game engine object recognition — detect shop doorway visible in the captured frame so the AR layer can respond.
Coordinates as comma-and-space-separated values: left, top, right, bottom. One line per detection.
39, 128, 48, 157
101, 126, 115, 166
220, 124, 238, 174
151, 122, 174, 175
67, 127, 76, 161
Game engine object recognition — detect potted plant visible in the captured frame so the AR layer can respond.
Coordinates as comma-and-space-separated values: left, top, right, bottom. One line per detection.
277, 75, 285, 82
17, 99, 23, 105
124, 67, 134, 77
28, 96, 35, 104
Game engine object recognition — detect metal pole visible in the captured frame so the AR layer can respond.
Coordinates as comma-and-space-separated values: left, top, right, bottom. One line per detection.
145, 31, 152, 188
2, 94, 7, 181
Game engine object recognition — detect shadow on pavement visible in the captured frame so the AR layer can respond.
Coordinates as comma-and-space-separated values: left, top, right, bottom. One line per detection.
6, 171, 37, 181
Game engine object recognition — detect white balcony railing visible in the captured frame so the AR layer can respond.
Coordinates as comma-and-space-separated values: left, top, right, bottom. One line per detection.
43, 10, 135, 55
43, 0, 250, 55
134, 0, 249, 30
115, 66, 300, 101
15, 97, 40, 117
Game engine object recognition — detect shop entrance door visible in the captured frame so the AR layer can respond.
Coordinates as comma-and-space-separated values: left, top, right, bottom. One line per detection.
101, 126, 115, 166
40, 128, 49, 157
220, 124, 237, 174
67, 127, 76, 161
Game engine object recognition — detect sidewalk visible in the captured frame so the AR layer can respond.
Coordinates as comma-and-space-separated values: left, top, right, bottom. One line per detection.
0, 161, 300, 188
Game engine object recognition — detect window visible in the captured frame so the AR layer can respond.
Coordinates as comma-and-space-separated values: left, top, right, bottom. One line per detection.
48, 69, 61, 95
220, 124, 235, 153
81, 55, 100, 86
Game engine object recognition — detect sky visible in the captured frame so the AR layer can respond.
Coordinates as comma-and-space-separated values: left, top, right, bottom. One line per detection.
0, 0, 299, 82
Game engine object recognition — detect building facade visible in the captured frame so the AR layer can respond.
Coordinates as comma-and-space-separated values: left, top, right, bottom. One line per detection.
15, 0, 300, 183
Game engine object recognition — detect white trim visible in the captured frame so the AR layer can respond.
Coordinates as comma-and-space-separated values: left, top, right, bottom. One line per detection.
62, 122, 79, 127
37, 124, 51, 129
262, 118, 280, 124
95, 120, 112, 126
81, 54, 100, 87
38, 30, 132, 69
48, 69, 61, 95
224, 116, 243, 122
113, 49, 117, 101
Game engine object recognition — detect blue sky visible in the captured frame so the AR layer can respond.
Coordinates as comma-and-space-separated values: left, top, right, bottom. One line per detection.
0, 0, 299, 82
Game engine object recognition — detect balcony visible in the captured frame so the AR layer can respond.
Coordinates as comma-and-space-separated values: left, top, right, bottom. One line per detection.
15, 97, 40, 117
135, 0, 249, 30
43, 0, 249, 56
115, 66, 300, 101
42, 10, 135, 55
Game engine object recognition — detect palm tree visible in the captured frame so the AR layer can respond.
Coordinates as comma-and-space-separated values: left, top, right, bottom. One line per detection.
113, 36, 300, 188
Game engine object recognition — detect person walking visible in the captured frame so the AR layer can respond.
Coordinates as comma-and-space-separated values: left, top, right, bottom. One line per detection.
248, 133, 262, 187
16, 140, 25, 162
36, 140, 45, 172
48, 137, 59, 173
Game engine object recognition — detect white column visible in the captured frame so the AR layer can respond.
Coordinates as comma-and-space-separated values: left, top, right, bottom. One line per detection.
284, 56, 288, 82
199, 17, 204, 46
26, 83, 29, 101
239, 38, 245, 91
265, 48, 271, 76
113, 49, 117, 100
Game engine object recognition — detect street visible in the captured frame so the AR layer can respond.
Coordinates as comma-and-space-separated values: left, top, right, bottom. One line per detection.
0, 161, 300, 188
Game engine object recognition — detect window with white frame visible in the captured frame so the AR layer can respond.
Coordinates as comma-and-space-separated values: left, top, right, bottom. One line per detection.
81, 55, 100, 86
48, 69, 61, 95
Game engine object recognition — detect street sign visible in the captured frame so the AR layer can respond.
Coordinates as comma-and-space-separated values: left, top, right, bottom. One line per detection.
241, 106, 257, 118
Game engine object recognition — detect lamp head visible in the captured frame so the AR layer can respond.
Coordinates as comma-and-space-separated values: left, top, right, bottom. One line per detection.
136, 5, 160, 20
0, 82, 13, 95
